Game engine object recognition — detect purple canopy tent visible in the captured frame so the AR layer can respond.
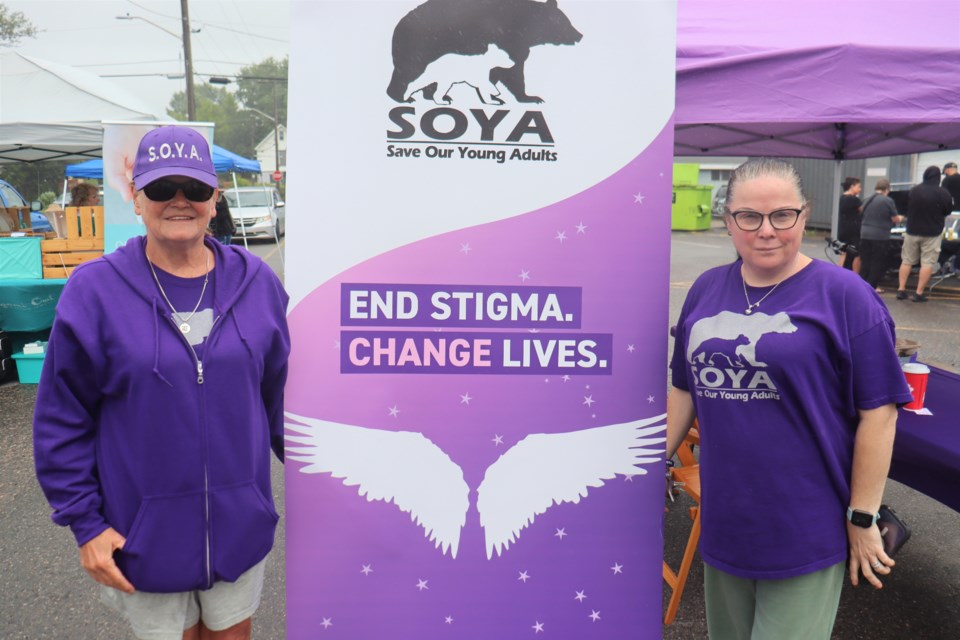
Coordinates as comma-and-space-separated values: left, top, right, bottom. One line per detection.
675, 0, 960, 229
676, 0, 960, 160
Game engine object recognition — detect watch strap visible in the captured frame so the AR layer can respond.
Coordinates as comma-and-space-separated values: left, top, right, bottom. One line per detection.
847, 507, 879, 527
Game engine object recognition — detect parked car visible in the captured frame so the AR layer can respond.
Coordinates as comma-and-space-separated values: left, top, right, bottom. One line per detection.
222, 186, 285, 239
711, 184, 728, 217
0, 179, 49, 232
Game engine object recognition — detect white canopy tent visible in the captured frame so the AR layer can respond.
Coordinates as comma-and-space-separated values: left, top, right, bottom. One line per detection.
0, 52, 161, 163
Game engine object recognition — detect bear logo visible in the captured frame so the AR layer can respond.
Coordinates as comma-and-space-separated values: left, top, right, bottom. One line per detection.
387, 0, 583, 105
691, 334, 750, 368
405, 44, 514, 105
686, 311, 798, 369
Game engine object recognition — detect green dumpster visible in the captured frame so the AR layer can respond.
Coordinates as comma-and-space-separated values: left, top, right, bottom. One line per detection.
671, 185, 713, 231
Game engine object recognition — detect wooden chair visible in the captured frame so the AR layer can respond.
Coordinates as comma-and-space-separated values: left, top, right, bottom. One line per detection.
40, 206, 103, 278
663, 424, 701, 625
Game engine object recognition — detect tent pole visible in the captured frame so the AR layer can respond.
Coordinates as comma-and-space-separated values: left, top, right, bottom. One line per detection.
830, 160, 842, 240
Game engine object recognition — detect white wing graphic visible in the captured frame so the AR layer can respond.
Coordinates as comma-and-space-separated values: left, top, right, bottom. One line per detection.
284, 412, 470, 558
477, 415, 666, 559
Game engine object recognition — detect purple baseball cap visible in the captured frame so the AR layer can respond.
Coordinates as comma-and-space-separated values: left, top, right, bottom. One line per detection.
132, 125, 217, 190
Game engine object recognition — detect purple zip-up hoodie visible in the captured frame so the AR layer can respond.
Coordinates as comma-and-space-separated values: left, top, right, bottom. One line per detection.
34, 235, 290, 593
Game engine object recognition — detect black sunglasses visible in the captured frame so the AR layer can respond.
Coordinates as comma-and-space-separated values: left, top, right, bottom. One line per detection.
142, 179, 216, 203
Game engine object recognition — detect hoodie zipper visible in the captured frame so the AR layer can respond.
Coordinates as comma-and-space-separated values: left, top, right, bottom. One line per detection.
164, 313, 222, 588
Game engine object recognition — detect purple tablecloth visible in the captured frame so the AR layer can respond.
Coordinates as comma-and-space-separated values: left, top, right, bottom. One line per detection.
889, 365, 960, 512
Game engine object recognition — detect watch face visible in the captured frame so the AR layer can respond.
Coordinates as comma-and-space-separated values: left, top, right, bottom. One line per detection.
850, 510, 875, 528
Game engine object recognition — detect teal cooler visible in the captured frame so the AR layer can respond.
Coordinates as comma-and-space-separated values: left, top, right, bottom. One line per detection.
0, 237, 43, 279
11, 348, 45, 384
671, 185, 713, 231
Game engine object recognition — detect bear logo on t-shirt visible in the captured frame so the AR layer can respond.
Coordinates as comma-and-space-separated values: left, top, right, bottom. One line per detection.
687, 311, 798, 369
387, 0, 583, 104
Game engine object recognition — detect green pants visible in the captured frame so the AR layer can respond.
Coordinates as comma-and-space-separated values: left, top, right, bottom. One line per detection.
704, 561, 845, 640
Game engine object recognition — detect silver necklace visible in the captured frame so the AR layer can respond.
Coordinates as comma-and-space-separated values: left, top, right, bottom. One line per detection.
742, 272, 785, 315
148, 250, 210, 335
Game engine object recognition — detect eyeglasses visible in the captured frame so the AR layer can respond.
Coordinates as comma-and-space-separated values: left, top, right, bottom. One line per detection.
728, 208, 803, 231
142, 179, 216, 203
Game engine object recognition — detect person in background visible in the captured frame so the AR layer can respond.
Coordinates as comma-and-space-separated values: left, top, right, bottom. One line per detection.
667, 158, 911, 640
940, 161, 960, 211
837, 177, 863, 272
34, 125, 290, 640
70, 182, 101, 207
211, 185, 236, 245
858, 179, 903, 293
896, 166, 954, 302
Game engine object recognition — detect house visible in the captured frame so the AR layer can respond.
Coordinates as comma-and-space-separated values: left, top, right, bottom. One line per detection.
255, 124, 287, 183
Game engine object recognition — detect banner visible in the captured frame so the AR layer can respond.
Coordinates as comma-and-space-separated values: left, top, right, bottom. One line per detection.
285, 1, 676, 637
101, 121, 213, 252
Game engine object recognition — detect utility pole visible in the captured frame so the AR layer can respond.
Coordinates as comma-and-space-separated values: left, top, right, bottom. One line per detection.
180, 0, 197, 121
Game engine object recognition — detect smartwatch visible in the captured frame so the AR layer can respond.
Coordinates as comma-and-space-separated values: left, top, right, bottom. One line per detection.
847, 507, 879, 528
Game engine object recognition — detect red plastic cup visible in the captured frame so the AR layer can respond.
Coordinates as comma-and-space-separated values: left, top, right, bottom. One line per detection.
902, 363, 930, 410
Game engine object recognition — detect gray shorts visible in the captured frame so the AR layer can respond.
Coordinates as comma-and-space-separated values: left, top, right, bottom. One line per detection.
901, 233, 942, 268
100, 558, 266, 640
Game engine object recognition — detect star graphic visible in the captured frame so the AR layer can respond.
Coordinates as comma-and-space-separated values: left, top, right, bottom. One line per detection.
361, 564, 373, 576
574, 590, 587, 602
583, 395, 595, 407
445, 616, 454, 625
417, 579, 429, 591
388, 405, 400, 418
624, 474, 636, 482
561, 375, 571, 382
576, 221, 588, 234
460, 242, 472, 255
585, 384, 591, 389
320, 618, 333, 629
626, 344, 636, 353
544, 378, 550, 383
528, 328, 540, 334
591, 414, 597, 419
519, 269, 531, 281
492, 434, 504, 446
647, 395, 655, 403
518, 570, 531, 583
555, 528, 567, 540
460, 392, 472, 405
334, 340, 340, 349
555, 230, 567, 243
589, 610, 602, 622
611, 563, 623, 574
633, 192, 645, 204
533, 621, 545, 633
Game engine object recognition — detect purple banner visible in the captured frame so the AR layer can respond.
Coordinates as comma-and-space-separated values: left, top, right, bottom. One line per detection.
340, 283, 583, 329
340, 330, 612, 374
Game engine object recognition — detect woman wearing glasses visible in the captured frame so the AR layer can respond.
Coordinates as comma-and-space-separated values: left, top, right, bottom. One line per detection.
665, 159, 911, 639
34, 125, 290, 640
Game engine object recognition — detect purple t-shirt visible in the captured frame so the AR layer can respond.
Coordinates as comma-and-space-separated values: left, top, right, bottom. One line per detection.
670, 259, 912, 580
152, 265, 217, 359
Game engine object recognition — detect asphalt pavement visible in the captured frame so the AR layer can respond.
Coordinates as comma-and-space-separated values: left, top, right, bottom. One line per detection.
2, 230, 958, 639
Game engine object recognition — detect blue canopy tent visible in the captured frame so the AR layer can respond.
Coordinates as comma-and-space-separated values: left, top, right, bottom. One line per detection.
64, 143, 275, 257
65, 144, 261, 177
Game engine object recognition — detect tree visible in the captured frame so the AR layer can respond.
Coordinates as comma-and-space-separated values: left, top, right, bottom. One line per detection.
165, 57, 288, 160
167, 84, 264, 159
0, 4, 38, 47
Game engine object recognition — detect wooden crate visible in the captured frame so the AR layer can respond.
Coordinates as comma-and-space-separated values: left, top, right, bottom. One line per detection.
41, 206, 104, 278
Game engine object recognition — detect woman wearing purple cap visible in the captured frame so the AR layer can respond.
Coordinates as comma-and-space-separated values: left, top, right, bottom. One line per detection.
666, 159, 911, 638
34, 125, 290, 640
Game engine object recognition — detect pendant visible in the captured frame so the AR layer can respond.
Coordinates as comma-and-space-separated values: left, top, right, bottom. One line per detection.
745, 307, 753, 315
179, 322, 191, 334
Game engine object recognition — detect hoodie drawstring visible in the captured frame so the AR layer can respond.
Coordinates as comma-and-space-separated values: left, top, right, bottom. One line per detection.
152, 298, 174, 387
230, 310, 255, 359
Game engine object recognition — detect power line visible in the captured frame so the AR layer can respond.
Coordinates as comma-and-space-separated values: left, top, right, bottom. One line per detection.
125, 0, 287, 43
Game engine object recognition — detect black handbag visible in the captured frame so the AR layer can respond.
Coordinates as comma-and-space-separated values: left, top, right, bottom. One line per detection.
877, 505, 911, 557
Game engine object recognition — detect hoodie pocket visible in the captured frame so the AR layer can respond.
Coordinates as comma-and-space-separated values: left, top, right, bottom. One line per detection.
209, 481, 279, 583
118, 492, 206, 592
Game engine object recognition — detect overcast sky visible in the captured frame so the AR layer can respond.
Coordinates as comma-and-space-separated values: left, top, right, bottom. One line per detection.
7, 0, 290, 117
